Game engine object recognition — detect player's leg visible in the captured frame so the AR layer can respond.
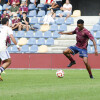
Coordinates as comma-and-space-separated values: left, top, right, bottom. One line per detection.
18, 23, 23, 31
0, 58, 11, 74
83, 57, 93, 79
25, 25, 29, 31
63, 48, 76, 67
0, 50, 11, 74
0, 59, 3, 81
12, 23, 19, 30
79, 48, 93, 79
65, 13, 71, 20
0, 58, 1, 65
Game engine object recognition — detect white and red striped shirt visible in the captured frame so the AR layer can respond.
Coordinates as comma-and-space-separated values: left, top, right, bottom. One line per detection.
45, 0, 53, 3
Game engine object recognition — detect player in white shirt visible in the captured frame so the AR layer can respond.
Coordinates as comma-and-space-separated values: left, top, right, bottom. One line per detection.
0, 18, 20, 81
58, 0, 72, 19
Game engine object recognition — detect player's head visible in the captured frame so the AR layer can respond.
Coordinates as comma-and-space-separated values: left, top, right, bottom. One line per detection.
66, 0, 70, 4
22, 12, 27, 17
1, 18, 9, 26
77, 19, 84, 30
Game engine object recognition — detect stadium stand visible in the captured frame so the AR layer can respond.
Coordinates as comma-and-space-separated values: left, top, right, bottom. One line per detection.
0, 1, 100, 54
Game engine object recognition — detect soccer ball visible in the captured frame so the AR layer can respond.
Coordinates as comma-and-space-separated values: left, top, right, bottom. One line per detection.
56, 70, 64, 78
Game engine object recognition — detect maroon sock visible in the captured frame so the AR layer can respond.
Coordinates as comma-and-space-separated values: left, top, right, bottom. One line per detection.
68, 57, 75, 62
88, 70, 92, 76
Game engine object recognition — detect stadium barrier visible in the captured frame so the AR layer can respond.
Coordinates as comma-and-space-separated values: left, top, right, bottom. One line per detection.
9, 54, 100, 69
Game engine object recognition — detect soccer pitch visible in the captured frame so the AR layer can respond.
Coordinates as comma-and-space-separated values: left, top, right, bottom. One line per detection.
0, 69, 100, 100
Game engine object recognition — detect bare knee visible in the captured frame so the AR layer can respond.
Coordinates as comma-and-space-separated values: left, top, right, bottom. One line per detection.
63, 48, 72, 55
6, 59, 11, 65
63, 51, 69, 55
83, 58, 88, 65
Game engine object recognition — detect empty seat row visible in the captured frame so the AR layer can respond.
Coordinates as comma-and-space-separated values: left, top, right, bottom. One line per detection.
13, 31, 60, 38
11, 38, 54, 46
92, 24, 100, 32
88, 40, 100, 46
30, 17, 74, 25
8, 45, 38, 53
88, 46, 100, 53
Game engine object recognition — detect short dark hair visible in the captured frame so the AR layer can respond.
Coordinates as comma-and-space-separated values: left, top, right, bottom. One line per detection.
22, 12, 27, 15
1, 18, 9, 25
77, 19, 84, 24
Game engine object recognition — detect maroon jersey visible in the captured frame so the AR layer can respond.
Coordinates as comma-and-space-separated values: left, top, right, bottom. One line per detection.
1, 14, 10, 19
19, 6, 28, 13
72, 27, 94, 49
10, 0, 20, 5
12, 18, 20, 24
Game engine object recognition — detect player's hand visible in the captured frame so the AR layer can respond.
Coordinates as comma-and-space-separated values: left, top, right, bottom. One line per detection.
95, 50, 98, 56
59, 32, 64, 35
17, 47, 21, 51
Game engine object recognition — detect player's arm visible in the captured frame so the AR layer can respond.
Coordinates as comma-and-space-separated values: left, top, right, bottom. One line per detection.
8, 27, 20, 51
92, 39, 98, 56
9, 34, 20, 51
86, 31, 98, 56
59, 31, 73, 35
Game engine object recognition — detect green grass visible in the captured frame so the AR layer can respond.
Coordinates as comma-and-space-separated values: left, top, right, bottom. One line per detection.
0, 69, 100, 100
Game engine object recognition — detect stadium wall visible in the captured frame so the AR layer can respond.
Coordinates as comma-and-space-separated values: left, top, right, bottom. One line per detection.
40, 0, 100, 16
9, 54, 100, 69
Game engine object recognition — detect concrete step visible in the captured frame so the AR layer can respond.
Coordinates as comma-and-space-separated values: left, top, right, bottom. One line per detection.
58, 34, 76, 40
54, 40, 76, 46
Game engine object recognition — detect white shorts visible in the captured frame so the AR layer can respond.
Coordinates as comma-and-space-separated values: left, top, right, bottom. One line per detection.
0, 50, 11, 61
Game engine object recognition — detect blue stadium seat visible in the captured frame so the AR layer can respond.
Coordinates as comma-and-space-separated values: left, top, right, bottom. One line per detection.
91, 47, 95, 53
92, 24, 100, 32
27, 38, 36, 45
94, 31, 100, 38
87, 46, 91, 53
12, 45, 19, 53
25, 31, 34, 38
13, 31, 16, 37
90, 31, 94, 36
21, 45, 29, 53
65, 17, 74, 25
97, 40, 100, 45
58, 24, 67, 31
2, 4, 11, 10
56, 10, 62, 17
45, 38, 54, 45
97, 45, 100, 53
43, 31, 52, 38
30, 17, 38, 25
34, 31, 43, 38
30, 45, 38, 53
47, 11, 51, 15
49, 24, 58, 31
0, 5, 2, 15
38, 17, 44, 24
37, 10, 45, 17
37, 3, 44, 8
98, 19, 100, 25
56, 18, 65, 25
34, 24, 40, 29
28, 4, 36, 10
7, 47, 12, 53
52, 31, 60, 38
16, 31, 25, 38
27, 10, 36, 17
88, 40, 93, 46
37, 38, 45, 45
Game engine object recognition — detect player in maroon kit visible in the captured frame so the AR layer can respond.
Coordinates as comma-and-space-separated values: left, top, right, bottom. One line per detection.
59, 19, 98, 79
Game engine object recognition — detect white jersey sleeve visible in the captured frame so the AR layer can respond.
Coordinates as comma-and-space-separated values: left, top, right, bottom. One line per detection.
7, 27, 13, 35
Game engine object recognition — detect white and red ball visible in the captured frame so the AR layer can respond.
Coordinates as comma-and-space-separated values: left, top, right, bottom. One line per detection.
56, 70, 64, 78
